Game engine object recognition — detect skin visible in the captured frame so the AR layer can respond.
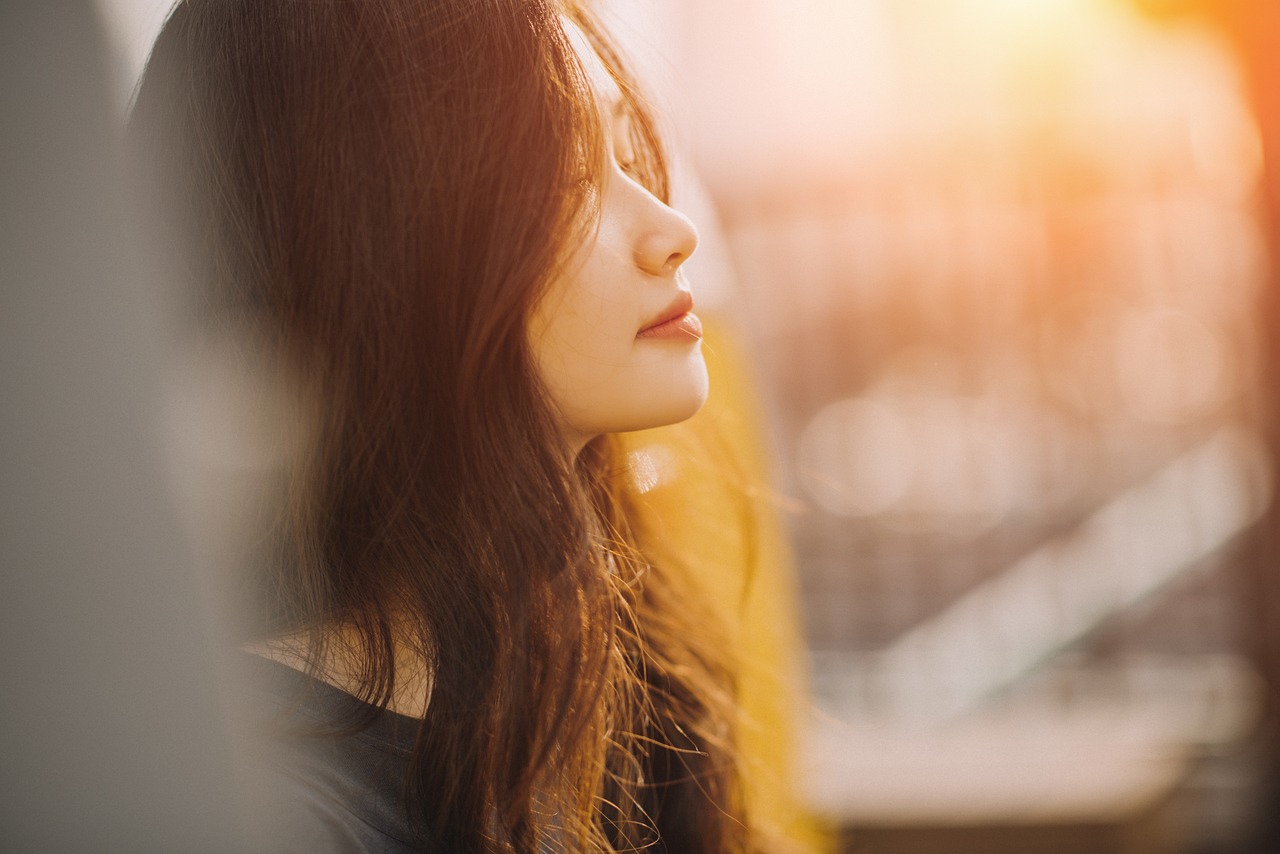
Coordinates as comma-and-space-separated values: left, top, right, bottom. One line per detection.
528, 21, 708, 455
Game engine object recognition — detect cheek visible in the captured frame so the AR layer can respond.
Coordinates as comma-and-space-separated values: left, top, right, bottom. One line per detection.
528, 272, 635, 424
536, 284, 632, 373
546, 235, 639, 365
527, 220, 707, 441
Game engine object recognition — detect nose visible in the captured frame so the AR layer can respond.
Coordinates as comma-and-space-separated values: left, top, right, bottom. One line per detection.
633, 196, 699, 277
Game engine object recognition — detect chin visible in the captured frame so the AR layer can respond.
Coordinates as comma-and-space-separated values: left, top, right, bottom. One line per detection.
567, 352, 710, 440
619, 352, 710, 433
661, 365, 711, 426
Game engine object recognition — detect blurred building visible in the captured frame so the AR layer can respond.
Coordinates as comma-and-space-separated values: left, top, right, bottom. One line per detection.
623, 0, 1279, 851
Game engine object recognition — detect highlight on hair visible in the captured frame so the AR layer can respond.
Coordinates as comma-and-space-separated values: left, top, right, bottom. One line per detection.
130, 0, 757, 850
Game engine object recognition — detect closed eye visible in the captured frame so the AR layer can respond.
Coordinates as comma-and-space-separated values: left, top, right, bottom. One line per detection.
611, 103, 639, 175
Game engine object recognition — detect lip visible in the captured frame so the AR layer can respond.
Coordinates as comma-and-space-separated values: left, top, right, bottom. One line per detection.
637, 291, 702, 341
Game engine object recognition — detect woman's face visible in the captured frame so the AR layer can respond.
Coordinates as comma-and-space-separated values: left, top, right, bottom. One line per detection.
528, 22, 707, 452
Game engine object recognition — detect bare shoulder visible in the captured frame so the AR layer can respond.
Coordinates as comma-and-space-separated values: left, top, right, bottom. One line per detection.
242, 629, 432, 718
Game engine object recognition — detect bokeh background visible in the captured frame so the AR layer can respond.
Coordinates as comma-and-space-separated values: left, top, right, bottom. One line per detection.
591, 1, 1280, 851
34, 0, 1280, 850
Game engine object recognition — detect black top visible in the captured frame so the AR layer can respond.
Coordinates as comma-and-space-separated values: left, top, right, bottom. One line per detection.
237, 653, 437, 853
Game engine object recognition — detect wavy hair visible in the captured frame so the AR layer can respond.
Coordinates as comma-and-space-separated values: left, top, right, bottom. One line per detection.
130, 0, 755, 850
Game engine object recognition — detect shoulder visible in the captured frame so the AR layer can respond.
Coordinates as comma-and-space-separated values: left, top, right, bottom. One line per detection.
234, 653, 435, 854
249, 773, 387, 854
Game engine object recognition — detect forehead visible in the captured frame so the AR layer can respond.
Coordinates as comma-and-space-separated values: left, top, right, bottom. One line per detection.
562, 18, 623, 110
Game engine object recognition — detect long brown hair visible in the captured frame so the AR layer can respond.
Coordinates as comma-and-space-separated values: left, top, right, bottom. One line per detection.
131, 0, 754, 850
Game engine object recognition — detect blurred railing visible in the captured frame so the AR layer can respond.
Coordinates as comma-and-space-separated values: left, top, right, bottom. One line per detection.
694, 2, 1274, 849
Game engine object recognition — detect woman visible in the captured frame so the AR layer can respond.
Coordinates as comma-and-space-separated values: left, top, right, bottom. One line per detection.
131, 0, 761, 850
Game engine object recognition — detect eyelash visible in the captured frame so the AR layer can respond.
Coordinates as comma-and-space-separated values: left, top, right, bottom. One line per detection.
611, 110, 640, 175
613, 135, 639, 175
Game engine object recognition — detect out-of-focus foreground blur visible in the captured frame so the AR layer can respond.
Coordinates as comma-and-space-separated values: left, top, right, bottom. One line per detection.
62, 0, 1280, 851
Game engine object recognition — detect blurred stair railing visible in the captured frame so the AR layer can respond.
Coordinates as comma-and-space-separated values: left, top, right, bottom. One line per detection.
850, 425, 1270, 723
